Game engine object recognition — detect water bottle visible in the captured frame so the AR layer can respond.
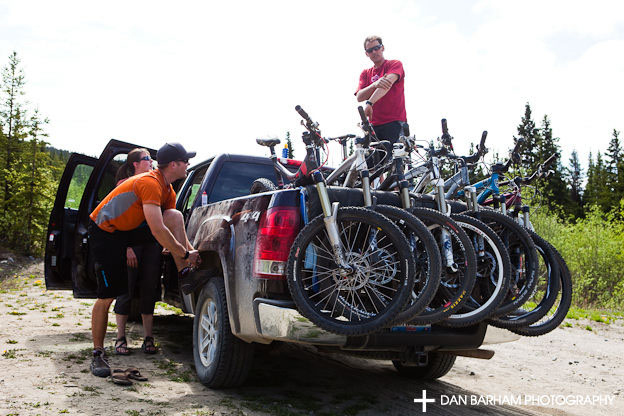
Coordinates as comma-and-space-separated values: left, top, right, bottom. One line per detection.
281, 144, 289, 158
201, 191, 207, 205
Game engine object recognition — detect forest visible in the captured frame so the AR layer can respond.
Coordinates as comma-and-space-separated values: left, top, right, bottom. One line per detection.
0, 52, 621, 309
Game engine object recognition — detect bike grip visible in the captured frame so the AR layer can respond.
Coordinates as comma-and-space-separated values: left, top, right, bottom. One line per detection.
295, 105, 311, 122
358, 105, 367, 122
479, 131, 488, 149
441, 119, 448, 135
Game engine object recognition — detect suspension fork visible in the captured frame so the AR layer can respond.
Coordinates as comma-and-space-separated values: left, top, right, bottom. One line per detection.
431, 158, 458, 272
313, 171, 352, 273
464, 186, 485, 258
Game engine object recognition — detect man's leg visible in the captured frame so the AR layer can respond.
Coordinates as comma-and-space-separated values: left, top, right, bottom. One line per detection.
92, 298, 114, 349
162, 209, 192, 271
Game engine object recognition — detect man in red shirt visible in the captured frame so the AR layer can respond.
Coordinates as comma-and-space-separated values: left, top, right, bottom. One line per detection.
88, 142, 201, 379
355, 35, 408, 144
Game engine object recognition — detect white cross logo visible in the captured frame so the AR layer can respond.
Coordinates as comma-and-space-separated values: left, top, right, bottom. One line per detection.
414, 389, 435, 412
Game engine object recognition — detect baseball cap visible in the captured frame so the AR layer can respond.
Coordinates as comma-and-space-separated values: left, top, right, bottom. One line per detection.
156, 142, 197, 164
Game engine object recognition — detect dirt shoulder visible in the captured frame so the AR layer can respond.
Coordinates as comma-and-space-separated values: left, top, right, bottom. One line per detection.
1, 262, 622, 416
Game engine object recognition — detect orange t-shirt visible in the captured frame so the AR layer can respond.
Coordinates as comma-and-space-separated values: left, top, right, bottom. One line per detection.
90, 169, 176, 232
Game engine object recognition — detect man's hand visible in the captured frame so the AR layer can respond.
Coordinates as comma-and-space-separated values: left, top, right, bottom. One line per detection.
187, 249, 201, 267
365, 104, 373, 119
375, 76, 393, 90
126, 247, 138, 268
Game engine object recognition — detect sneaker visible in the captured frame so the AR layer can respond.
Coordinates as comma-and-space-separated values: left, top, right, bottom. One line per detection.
91, 348, 111, 377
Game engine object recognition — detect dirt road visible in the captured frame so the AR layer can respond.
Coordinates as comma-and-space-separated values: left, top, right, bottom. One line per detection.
1, 262, 622, 415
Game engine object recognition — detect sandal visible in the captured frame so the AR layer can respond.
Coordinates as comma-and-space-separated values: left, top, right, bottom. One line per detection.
114, 336, 131, 355
141, 336, 158, 354
110, 368, 133, 386
125, 367, 148, 381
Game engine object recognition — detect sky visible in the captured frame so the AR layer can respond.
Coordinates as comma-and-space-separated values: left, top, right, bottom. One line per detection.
1, 0, 623, 169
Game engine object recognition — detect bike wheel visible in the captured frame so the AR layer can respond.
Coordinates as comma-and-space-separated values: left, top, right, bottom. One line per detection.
406, 207, 477, 324
287, 207, 415, 336
489, 230, 560, 329
372, 205, 442, 325
509, 243, 572, 336
464, 209, 539, 316
441, 214, 511, 327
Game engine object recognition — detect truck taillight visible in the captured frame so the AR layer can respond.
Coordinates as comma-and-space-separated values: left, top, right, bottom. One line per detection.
253, 206, 300, 279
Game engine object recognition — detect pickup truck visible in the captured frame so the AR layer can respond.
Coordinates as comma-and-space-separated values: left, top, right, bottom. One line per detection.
45, 139, 518, 388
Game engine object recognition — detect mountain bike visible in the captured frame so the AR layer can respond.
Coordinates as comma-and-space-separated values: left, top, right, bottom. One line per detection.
255, 105, 417, 336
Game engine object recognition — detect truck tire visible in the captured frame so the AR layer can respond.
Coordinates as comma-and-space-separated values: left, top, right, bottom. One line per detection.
193, 277, 254, 388
392, 352, 456, 380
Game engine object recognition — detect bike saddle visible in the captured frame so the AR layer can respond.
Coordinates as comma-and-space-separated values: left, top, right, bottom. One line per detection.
256, 138, 281, 147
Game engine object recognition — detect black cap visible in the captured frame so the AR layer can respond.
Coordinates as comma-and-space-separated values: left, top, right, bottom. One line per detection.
157, 142, 197, 164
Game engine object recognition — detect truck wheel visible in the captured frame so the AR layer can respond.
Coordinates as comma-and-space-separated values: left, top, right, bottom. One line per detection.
193, 277, 254, 388
392, 352, 456, 380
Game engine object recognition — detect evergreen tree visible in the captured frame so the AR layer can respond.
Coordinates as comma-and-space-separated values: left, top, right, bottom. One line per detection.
514, 102, 540, 172
536, 115, 569, 213
0, 52, 54, 254
584, 152, 610, 211
285, 131, 294, 158
605, 129, 623, 201
0, 52, 28, 232
566, 150, 583, 218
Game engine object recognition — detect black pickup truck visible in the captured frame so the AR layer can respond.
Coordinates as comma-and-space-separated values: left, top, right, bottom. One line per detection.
45, 139, 517, 388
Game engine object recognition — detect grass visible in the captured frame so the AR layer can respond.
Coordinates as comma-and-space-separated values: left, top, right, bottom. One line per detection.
8, 310, 26, 316
565, 306, 622, 323
155, 301, 184, 315
6, 339, 18, 344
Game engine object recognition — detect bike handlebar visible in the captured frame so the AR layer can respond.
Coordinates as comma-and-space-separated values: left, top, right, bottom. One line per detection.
295, 105, 312, 125
503, 137, 525, 171
499, 152, 558, 187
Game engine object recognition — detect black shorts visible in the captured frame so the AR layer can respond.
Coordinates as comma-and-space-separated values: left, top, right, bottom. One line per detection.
113, 241, 162, 315
88, 220, 156, 299
372, 121, 409, 144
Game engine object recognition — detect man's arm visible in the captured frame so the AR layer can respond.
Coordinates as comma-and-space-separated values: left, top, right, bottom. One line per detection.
143, 203, 190, 258
364, 74, 399, 117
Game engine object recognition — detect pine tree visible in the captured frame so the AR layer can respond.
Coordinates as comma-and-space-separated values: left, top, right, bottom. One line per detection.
514, 103, 540, 172
584, 152, 610, 211
605, 129, 623, 201
285, 131, 294, 158
566, 150, 583, 218
0, 52, 54, 254
537, 115, 569, 213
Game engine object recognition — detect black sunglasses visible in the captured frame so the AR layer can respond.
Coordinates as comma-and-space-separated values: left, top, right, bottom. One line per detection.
177, 159, 189, 164
365, 44, 383, 53
140, 156, 152, 161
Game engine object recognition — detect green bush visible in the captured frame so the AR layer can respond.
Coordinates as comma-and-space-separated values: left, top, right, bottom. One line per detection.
532, 206, 624, 309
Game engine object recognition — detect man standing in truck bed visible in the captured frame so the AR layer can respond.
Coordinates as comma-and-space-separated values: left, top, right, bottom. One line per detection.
88, 142, 201, 378
355, 35, 408, 144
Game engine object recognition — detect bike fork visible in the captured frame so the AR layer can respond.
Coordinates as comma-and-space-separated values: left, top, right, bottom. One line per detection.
315, 174, 352, 273
435, 180, 458, 272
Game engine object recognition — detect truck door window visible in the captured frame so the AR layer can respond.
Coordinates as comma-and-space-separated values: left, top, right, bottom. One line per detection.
64, 164, 95, 209
94, 153, 125, 205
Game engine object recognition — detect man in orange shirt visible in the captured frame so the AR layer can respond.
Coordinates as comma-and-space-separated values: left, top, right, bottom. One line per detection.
88, 142, 200, 378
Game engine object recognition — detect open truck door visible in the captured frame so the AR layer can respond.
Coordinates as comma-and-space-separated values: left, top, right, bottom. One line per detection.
44, 140, 156, 298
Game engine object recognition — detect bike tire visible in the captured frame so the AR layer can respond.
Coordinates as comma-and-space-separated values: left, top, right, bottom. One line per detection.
441, 214, 512, 327
406, 207, 477, 324
372, 205, 442, 325
489, 230, 560, 329
286, 206, 415, 336
464, 209, 539, 316
250, 177, 277, 194
509, 243, 572, 336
